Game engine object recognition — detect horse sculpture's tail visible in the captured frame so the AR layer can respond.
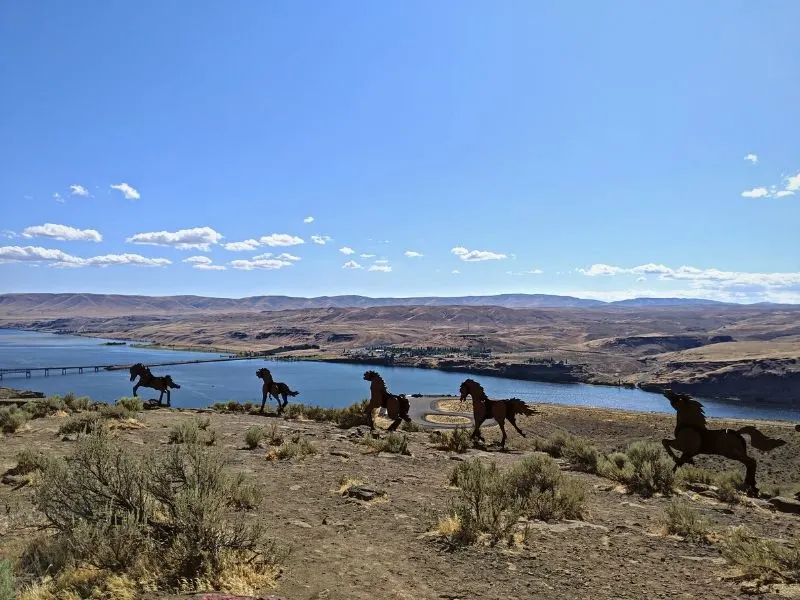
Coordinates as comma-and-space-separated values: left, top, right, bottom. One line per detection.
287, 389, 299, 397
510, 398, 535, 416
737, 425, 786, 452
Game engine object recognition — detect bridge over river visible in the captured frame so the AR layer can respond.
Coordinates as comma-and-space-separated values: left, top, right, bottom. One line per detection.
0, 355, 267, 381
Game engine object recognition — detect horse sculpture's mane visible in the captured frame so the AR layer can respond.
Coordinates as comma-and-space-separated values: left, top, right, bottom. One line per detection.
364, 370, 386, 391
664, 389, 707, 430
462, 378, 488, 401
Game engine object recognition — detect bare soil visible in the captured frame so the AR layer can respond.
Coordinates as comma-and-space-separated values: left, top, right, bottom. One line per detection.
2, 400, 798, 600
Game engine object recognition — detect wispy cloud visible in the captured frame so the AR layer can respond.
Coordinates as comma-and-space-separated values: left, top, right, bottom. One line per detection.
303, 216, 314, 223
360, 253, 375, 258
404, 250, 423, 258
741, 187, 770, 198
127, 227, 224, 251
69, 184, 90, 197
369, 264, 392, 272
342, 260, 363, 269
222, 239, 260, 252
523, 268, 543, 274
744, 153, 759, 164
53, 192, 64, 203
577, 262, 800, 301
22, 223, 102, 243
451, 246, 507, 262
230, 252, 296, 270
259, 233, 304, 247
311, 235, 332, 245
0, 245, 170, 268
276, 253, 301, 261
182, 256, 226, 271
110, 183, 141, 200
374, 259, 389, 265
1, 230, 18, 239
452, 269, 460, 274
339, 247, 356, 255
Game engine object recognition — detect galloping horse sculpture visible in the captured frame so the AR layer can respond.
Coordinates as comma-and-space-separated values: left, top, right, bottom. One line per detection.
363, 370, 411, 432
459, 378, 535, 449
661, 388, 786, 496
129, 363, 180, 406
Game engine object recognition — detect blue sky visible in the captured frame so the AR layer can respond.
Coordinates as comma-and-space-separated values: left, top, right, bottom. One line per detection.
1, 1, 799, 302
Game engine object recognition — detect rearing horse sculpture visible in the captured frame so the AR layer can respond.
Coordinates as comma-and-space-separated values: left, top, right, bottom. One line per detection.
363, 370, 411, 432
256, 367, 298, 414
459, 378, 535, 449
661, 388, 786, 496
129, 363, 180, 406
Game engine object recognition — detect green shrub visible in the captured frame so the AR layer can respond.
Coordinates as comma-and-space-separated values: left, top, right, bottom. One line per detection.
0, 559, 12, 600
531, 431, 570, 457
263, 423, 283, 446
621, 441, 675, 497
64, 394, 91, 412
661, 500, 709, 540
676, 464, 716, 486
275, 434, 317, 460
715, 471, 745, 504
169, 420, 200, 444
0, 407, 28, 434
562, 436, 600, 473
22, 396, 66, 419
195, 416, 211, 431
58, 412, 103, 436
429, 428, 471, 453
721, 527, 800, 583
26, 429, 284, 594
446, 455, 586, 546
245, 427, 263, 449
99, 404, 135, 420
14, 448, 47, 475
368, 432, 409, 455
116, 396, 144, 412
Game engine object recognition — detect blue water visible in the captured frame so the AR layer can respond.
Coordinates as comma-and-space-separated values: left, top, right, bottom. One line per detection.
0, 329, 797, 422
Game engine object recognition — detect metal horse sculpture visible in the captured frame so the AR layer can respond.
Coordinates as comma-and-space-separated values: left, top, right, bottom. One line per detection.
661, 388, 786, 496
256, 367, 299, 414
129, 363, 180, 406
459, 378, 536, 449
363, 370, 411, 432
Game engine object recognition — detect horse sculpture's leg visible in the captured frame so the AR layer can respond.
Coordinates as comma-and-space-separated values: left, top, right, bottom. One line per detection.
260, 389, 267, 413
507, 413, 526, 438
498, 420, 508, 449
133, 382, 140, 397
740, 455, 758, 496
158, 389, 165, 405
165, 388, 171, 407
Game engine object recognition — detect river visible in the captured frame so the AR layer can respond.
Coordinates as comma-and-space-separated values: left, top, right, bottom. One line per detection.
0, 329, 797, 421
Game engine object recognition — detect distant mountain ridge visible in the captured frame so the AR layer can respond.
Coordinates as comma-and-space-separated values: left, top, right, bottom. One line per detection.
0, 291, 776, 318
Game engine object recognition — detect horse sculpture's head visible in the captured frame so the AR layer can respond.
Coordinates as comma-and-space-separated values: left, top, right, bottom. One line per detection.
459, 379, 473, 401
129, 363, 144, 381
256, 368, 271, 380
363, 370, 378, 382
662, 388, 692, 411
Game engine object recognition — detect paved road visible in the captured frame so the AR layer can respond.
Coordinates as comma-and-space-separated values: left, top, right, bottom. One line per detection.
405, 396, 495, 430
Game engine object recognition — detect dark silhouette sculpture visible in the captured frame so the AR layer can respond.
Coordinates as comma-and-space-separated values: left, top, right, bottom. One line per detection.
661, 388, 786, 496
129, 363, 180, 406
363, 370, 411, 432
458, 378, 535, 449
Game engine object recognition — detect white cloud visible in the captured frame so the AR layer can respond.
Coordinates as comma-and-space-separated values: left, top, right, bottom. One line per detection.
636, 276, 647, 282
360, 253, 375, 258
775, 190, 795, 198
744, 153, 759, 164
303, 216, 314, 223
259, 233, 304, 247
451, 247, 507, 262
342, 260, 363, 269
577, 262, 800, 301
110, 183, 140, 200
741, 187, 769, 198
404, 250, 423, 258
524, 269, 543, 275
230, 254, 296, 270
126, 227, 223, 251
85, 254, 171, 267
1, 230, 17, 239
53, 192, 64, 203
311, 235, 332, 245
452, 269, 460, 274
374, 259, 389, 264
182, 256, 213, 265
183, 255, 225, 270
369, 264, 392, 272
22, 223, 102, 243
276, 253, 301, 261
0, 246, 170, 268
785, 172, 800, 192
222, 239, 260, 251
69, 184, 90, 197
339, 247, 356, 255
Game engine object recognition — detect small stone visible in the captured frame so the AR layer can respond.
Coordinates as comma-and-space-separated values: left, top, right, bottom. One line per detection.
289, 519, 312, 528
769, 496, 800, 514
345, 485, 386, 501
289, 484, 301, 491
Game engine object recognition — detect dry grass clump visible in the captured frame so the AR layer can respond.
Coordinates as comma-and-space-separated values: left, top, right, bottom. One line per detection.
660, 500, 710, 541
597, 441, 675, 497
429, 428, 471, 453
0, 407, 28, 434
361, 432, 410, 455
15, 428, 283, 598
283, 400, 370, 429
720, 527, 800, 584
442, 455, 585, 547
245, 427, 263, 449
168, 419, 217, 446
115, 397, 143, 412
266, 433, 317, 461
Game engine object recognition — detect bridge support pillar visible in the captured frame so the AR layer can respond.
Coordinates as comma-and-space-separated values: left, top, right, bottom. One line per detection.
62, 368, 67, 375
78, 367, 83, 374
44, 368, 49, 376
26, 370, 31, 378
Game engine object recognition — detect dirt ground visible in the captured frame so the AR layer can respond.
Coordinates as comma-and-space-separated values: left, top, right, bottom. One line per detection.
1, 399, 799, 600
